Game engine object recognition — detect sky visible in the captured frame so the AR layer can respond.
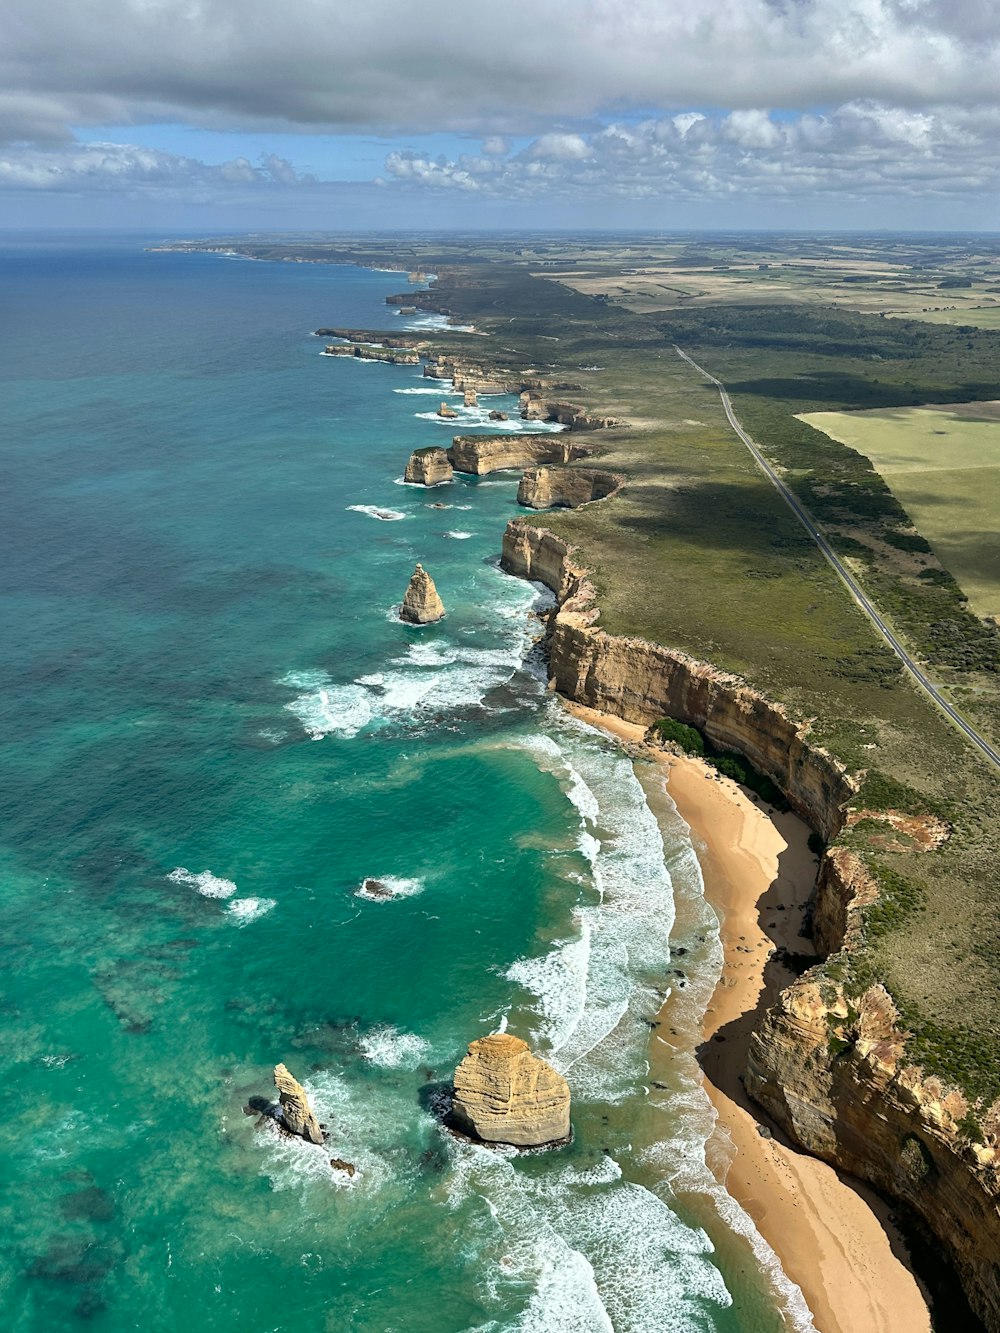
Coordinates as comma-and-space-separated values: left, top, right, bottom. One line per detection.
2, 0, 1000, 232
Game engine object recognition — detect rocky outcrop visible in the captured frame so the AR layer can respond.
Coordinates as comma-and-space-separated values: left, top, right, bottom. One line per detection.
400, 563, 445, 624
437, 402, 458, 419
274, 1063, 324, 1144
489, 410, 508, 422
450, 1034, 571, 1147
501, 519, 855, 840
463, 389, 478, 408
315, 329, 421, 348
746, 978, 1000, 1329
501, 514, 1000, 1329
404, 447, 454, 486
422, 357, 582, 398
447, 434, 591, 477
519, 393, 625, 431
323, 343, 419, 365
517, 466, 625, 510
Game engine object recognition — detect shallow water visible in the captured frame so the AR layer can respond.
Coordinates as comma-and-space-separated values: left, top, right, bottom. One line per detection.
0, 237, 804, 1331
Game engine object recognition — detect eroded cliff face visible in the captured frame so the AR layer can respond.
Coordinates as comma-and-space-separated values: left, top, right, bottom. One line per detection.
746, 974, 1000, 1328
519, 392, 626, 431
501, 515, 1000, 1329
517, 466, 625, 510
404, 447, 454, 486
501, 518, 854, 840
447, 434, 591, 477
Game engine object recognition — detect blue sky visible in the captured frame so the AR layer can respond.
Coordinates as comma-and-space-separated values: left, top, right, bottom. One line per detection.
2, 0, 999, 230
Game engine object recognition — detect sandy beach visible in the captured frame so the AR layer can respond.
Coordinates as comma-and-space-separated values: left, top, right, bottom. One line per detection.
563, 701, 932, 1333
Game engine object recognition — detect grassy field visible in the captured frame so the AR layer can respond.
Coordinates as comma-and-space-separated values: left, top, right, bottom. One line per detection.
799, 404, 1000, 620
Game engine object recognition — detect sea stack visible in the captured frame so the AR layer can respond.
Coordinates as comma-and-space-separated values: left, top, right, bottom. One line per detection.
273, 1063, 324, 1144
400, 564, 445, 624
437, 401, 458, 419
450, 1034, 571, 1148
404, 447, 454, 486
463, 388, 478, 408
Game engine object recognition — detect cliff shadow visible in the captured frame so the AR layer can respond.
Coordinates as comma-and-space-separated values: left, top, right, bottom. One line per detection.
696, 826, 986, 1333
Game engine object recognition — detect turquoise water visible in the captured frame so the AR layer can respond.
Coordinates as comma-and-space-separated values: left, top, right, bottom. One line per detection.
0, 239, 806, 1331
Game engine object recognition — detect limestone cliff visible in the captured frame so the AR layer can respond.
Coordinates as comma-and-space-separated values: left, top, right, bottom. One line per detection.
404, 447, 454, 486
323, 343, 419, 365
450, 1034, 571, 1147
501, 519, 854, 840
400, 563, 445, 624
517, 466, 625, 510
500, 514, 1000, 1329
447, 434, 591, 477
519, 392, 625, 431
273, 1063, 324, 1144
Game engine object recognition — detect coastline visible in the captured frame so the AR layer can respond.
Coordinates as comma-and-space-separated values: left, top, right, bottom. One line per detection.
562, 700, 932, 1333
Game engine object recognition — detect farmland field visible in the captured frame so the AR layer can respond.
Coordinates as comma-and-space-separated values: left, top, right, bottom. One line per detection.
798, 402, 1000, 619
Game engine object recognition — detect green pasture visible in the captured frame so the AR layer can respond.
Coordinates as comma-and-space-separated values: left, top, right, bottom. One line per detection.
798, 405, 1000, 620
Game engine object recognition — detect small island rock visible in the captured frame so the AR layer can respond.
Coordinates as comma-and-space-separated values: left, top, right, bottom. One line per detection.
274, 1063, 324, 1144
400, 563, 445, 624
450, 1034, 570, 1148
437, 401, 458, 419
404, 447, 454, 486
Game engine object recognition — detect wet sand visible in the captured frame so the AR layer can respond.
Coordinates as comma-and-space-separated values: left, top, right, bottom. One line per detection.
563, 701, 932, 1333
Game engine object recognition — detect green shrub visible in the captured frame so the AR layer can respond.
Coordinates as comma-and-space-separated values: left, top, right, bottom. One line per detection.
653, 718, 705, 755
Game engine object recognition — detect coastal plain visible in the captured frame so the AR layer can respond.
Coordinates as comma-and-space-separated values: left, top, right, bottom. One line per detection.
164, 232, 1000, 1330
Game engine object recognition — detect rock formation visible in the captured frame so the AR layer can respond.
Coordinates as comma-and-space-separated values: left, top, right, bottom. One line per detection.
489, 410, 508, 422
519, 393, 624, 430
400, 564, 445, 624
437, 402, 458, 419
323, 343, 419, 365
501, 518, 855, 842
404, 447, 454, 486
501, 514, 1000, 1328
273, 1063, 324, 1144
517, 466, 625, 510
447, 433, 591, 477
450, 1034, 571, 1147
464, 388, 478, 408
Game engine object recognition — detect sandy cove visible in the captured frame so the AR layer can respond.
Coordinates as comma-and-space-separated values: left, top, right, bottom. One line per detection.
562, 700, 931, 1333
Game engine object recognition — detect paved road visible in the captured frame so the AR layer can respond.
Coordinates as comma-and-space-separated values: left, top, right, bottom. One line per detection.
674, 344, 1000, 773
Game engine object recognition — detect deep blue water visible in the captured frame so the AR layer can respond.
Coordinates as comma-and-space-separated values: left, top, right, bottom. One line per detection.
0, 237, 807, 1331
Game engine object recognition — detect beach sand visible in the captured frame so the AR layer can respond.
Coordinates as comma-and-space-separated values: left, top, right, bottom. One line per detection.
562, 701, 932, 1333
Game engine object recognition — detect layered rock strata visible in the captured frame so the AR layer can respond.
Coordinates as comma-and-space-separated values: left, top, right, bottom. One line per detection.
501, 519, 854, 839
517, 466, 625, 510
323, 343, 419, 365
273, 1063, 324, 1144
450, 1034, 571, 1147
404, 447, 454, 486
400, 564, 445, 624
519, 392, 624, 431
447, 434, 590, 477
501, 514, 1000, 1329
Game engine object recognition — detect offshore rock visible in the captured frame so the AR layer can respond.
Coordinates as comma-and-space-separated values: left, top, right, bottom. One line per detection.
463, 388, 478, 408
517, 466, 625, 510
450, 1034, 571, 1148
437, 402, 458, 419
274, 1063, 324, 1144
400, 564, 445, 624
489, 410, 508, 421
404, 447, 454, 486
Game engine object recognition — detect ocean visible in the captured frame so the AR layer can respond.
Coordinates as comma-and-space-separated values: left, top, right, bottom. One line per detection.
0, 236, 807, 1331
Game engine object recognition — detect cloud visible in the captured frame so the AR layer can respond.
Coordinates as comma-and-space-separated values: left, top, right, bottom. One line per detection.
1, 0, 999, 147
0, 141, 311, 192
383, 103, 1000, 203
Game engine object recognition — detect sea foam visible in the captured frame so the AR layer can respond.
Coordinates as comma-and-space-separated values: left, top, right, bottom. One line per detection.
168, 867, 238, 899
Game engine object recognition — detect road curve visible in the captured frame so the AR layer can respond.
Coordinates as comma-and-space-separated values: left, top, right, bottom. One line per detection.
674, 344, 1000, 774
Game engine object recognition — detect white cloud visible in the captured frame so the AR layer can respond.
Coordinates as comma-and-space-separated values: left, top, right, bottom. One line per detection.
0, 141, 311, 192
382, 103, 1000, 203
0, 0, 999, 146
